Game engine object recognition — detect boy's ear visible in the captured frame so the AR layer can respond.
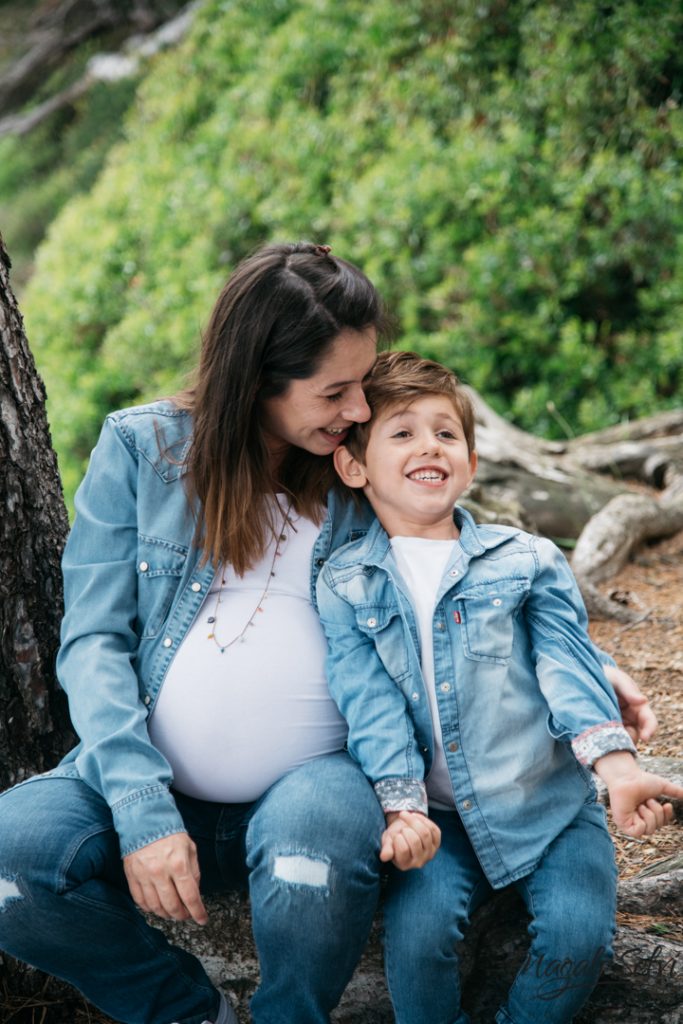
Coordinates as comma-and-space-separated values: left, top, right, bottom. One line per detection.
468, 450, 478, 486
333, 445, 369, 489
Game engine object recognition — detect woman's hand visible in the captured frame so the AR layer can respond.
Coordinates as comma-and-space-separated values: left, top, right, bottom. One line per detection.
380, 810, 441, 870
603, 665, 657, 743
123, 832, 208, 925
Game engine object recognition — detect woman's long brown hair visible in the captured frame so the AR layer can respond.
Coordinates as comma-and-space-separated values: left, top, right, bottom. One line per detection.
175, 242, 389, 575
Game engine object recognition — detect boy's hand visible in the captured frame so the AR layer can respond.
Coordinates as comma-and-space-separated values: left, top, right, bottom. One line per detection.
380, 810, 441, 870
594, 751, 683, 838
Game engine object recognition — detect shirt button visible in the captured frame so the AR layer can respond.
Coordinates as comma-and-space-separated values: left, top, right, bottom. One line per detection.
440, 682, 451, 693
139, 561, 149, 572
448, 741, 458, 753
436, 622, 445, 630
462, 799, 472, 811
367, 617, 377, 627
191, 582, 202, 592
449, 569, 459, 577
492, 598, 502, 606
143, 695, 151, 706
162, 637, 173, 648
411, 692, 420, 702
316, 557, 325, 567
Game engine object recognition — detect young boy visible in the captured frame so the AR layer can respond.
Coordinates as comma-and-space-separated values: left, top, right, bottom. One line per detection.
316, 350, 683, 1024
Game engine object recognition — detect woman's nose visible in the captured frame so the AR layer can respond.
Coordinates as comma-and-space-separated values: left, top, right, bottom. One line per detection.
343, 386, 371, 423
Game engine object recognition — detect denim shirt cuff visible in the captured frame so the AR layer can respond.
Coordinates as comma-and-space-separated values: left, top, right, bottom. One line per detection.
374, 778, 428, 815
112, 784, 187, 857
571, 721, 637, 767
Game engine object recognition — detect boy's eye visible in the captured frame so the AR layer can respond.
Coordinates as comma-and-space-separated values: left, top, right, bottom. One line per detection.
437, 430, 456, 439
391, 430, 411, 438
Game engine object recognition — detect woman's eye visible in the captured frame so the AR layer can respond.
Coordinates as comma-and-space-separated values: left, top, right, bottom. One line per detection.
325, 392, 344, 403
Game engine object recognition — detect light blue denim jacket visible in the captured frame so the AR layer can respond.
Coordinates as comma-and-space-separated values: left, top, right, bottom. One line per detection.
49, 401, 375, 857
316, 507, 636, 888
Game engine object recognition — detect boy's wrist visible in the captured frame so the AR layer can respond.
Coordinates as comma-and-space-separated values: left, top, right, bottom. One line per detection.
593, 749, 640, 786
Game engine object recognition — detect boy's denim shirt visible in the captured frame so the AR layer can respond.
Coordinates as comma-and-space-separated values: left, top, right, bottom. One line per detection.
316, 508, 636, 889
32, 402, 374, 858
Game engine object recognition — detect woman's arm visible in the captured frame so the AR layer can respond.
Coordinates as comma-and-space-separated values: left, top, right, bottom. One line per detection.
603, 665, 657, 743
57, 416, 186, 854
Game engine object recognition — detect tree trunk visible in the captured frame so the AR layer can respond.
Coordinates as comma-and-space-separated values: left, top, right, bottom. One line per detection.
0, 233, 74, 791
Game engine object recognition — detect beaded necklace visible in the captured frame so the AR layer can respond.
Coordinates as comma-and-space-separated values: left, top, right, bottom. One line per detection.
206, 497, 295, 653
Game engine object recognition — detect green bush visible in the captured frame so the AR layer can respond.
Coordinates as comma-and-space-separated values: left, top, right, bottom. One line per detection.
19, 0, 683, 507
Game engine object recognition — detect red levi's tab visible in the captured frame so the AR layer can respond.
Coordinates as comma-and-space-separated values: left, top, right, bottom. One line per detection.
453, 611, 462, 624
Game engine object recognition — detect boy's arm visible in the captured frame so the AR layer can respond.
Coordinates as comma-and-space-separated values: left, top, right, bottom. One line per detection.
524, 537, 637, 766
524, 540, 683, 836
316, 566, 428, 816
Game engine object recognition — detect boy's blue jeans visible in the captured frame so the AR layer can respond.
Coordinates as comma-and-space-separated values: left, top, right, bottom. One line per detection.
383, 803, 617, 1024
0, 751, 384, 1024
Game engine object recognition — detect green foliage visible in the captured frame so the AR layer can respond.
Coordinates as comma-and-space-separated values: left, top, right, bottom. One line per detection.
0, 75, 140, 288
18, 0, 683, 506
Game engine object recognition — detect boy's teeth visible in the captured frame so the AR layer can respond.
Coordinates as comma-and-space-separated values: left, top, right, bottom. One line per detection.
410, 471, 444, 481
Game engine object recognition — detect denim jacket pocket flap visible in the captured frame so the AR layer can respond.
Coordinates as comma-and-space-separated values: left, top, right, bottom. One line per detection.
136, 535, 188, 638
354, 605, 410, 681
455, 579, 529, 663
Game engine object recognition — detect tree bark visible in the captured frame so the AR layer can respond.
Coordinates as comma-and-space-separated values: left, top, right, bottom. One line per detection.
0, 232, 73, 790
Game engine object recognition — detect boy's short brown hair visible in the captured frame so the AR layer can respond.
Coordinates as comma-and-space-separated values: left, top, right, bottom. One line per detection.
346, 350, 476, 460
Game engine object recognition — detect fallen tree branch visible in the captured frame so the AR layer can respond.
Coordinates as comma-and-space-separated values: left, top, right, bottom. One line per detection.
0, 0, 188, 120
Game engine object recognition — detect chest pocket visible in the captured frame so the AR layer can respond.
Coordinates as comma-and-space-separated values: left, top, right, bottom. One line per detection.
354, 606, 411, 683
136, 535, 188, 639
455, 580, 529, 663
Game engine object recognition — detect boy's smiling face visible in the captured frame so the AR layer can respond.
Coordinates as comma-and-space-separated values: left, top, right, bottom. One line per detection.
334, 393, 477, 539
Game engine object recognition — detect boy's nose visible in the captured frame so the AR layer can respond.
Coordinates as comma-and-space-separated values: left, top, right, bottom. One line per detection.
419, 435, 442, 455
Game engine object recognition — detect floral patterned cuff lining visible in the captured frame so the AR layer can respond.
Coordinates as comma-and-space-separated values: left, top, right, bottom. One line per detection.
572, 720, 637, 767
374, 777, 429, 815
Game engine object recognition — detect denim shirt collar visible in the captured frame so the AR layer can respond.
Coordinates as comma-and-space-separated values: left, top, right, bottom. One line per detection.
327, 504, 516, 571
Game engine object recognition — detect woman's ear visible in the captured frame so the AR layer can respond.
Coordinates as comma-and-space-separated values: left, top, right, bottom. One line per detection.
333, 445, 369, 489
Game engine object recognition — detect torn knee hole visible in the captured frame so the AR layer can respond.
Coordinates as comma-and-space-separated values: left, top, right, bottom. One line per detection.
0, 877, 23, 911
272, 854, 330, 889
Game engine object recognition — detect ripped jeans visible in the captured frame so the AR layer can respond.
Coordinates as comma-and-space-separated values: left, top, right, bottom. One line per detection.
0, 752, 384, 1024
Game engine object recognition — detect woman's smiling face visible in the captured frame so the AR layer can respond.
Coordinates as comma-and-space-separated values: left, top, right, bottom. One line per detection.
260, 327, 378, 462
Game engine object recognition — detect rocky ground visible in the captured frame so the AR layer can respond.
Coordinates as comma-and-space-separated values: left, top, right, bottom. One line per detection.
3, 532, 682, 1023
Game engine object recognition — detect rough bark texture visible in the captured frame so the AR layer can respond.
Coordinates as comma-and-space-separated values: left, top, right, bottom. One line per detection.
0, 233, 73, 790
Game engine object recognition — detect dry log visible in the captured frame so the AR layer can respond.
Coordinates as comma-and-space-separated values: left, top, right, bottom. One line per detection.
465, 386, 628, 540
571, 487, 683, 620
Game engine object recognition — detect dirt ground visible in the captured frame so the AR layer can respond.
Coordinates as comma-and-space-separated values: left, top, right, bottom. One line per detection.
588, 528, 683, 945
3, 532, 682, 1024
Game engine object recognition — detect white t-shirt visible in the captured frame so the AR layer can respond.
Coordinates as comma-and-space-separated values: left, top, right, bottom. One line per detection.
391, 535, 463, 809
149, 498, 347, 802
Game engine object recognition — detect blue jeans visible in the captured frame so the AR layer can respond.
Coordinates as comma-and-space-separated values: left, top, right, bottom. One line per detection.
383, 803, 617, 1024
0, 752, 384, 1024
